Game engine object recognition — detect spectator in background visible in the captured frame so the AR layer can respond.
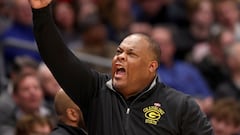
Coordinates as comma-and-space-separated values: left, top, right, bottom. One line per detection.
194, 29, 234, 92
98, 0, 133, 43
213, 0, 240, 41
38, 63, 61, 114
77, 0, 97, 22
133, 0, 187, 27
176, 0, 214, 60
51, 89, 87, 135
15, 114, 52, 135
0, 56, 39, 127
0, 73, 51, 135
71, 13, 117, 73
152, 25, 213, 114
215, 43, 240, 101
129, 21, 152, 36
0, 0, 41, 73
210, 98, 240, 135
52, 0, 80, 44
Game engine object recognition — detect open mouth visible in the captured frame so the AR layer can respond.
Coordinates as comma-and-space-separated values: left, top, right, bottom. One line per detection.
117, 68, 125, 74
115, 67, 126, 78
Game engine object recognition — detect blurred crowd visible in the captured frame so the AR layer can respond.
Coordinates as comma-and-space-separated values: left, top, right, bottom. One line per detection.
0, 0, 240, 135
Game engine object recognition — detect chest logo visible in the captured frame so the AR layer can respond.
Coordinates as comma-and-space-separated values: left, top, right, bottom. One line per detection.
143, 105, 165, 125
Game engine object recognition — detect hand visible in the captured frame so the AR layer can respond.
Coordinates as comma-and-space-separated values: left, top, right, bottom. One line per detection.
28, 0, 51, 9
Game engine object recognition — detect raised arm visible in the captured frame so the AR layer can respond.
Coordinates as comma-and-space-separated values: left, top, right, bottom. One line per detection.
29, 0, 99, 110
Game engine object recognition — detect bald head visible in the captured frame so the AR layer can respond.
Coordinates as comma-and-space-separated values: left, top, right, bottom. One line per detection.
54, 89, 86, 128
54, 89, 79, 116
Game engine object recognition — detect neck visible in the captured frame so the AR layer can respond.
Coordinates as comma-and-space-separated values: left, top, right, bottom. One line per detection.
122, 76, 156, 99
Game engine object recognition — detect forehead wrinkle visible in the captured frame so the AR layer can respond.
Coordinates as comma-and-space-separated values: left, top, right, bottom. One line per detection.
121, 41, 145, 50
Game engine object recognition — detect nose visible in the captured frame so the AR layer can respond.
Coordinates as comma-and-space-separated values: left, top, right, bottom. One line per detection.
117, 52, 126, 61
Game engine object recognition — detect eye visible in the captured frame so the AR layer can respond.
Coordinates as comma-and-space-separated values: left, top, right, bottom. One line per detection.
116, 49, 122, 55
127, 52, 137, 57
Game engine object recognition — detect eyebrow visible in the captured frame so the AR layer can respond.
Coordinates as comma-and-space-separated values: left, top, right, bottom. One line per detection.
127, 48, 134, 52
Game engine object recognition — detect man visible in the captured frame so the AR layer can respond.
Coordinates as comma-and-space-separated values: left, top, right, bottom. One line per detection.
51, 89, 87, 135
29, 0, 213, 134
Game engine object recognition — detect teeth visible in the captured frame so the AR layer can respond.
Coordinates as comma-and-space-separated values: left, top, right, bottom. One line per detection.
116, 65, 123, 68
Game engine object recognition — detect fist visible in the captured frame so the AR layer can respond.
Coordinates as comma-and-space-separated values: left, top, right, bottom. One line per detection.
28, 0, 52, 9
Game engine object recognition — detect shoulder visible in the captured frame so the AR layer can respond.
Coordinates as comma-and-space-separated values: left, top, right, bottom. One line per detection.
157, 82, 198, 108
156, 83, 212, 134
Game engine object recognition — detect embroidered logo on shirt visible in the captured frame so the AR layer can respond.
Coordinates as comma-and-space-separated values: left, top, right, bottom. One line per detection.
143, 104, 165, 125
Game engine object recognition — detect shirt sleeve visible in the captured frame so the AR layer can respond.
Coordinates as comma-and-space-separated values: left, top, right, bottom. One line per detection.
32, 4, 102, 112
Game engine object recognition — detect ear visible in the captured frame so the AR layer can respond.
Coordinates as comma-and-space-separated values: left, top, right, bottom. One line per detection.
66, 108, 78, 122
149, 61, 158, 72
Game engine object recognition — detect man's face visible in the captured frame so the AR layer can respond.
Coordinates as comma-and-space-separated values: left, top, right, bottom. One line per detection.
14, 75, 43, 113
111, 35, 156, 97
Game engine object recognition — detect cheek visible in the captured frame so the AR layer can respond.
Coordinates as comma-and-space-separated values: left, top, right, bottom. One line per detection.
18, 91, 30, 100
111, 57, 117, 70
17, 94, 30, 105
128, 61, 149, 76
36, 90, 43, 99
